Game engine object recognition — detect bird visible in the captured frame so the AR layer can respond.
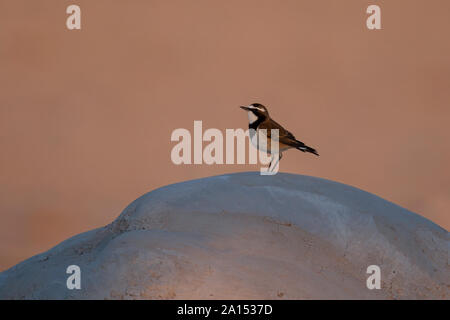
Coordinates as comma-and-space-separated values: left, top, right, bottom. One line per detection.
240, 103, 318, 169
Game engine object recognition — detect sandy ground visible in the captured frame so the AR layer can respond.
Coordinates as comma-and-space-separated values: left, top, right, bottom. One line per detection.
0, 172, 448, 299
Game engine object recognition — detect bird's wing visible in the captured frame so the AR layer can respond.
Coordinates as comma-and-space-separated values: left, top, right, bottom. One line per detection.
259, 118, 299, 146
259, 118, 319, 155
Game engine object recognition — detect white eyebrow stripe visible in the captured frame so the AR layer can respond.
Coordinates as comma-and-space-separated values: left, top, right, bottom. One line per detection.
248, 105, 264, 111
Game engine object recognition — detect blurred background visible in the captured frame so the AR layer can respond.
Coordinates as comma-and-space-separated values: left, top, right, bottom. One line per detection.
1, 0, 449, 271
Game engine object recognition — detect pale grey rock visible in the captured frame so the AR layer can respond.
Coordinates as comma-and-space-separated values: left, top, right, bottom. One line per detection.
0, 172, 448, 299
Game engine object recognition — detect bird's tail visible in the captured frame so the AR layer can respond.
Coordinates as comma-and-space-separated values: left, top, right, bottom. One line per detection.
296, 141, 319, 156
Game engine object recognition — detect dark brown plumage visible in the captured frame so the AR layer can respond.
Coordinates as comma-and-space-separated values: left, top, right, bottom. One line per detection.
240, 103, 319, 156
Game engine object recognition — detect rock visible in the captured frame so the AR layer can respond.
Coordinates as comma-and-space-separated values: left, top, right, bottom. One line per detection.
0, 172, 448, 299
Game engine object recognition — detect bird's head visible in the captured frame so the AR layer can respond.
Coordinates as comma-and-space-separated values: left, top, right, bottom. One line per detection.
240, 103, 269, 118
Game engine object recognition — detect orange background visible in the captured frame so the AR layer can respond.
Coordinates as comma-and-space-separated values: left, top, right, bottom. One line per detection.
1, 0, 449, 271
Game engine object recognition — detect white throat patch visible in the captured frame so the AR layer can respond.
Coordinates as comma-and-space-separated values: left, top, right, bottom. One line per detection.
247, 111, 258, 124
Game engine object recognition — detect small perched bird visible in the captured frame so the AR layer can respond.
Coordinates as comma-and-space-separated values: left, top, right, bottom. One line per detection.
240, 103, 319, 169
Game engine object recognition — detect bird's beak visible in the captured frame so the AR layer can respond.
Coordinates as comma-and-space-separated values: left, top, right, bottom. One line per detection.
240, 106, 250, 111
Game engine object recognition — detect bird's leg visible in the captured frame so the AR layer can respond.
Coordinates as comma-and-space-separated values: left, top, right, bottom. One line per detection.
267, 153, 282, 173
270, 153, 281, 172
266, 154, 274, 172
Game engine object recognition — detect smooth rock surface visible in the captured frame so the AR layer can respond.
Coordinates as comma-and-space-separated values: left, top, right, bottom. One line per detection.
0, 172, 448, 299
